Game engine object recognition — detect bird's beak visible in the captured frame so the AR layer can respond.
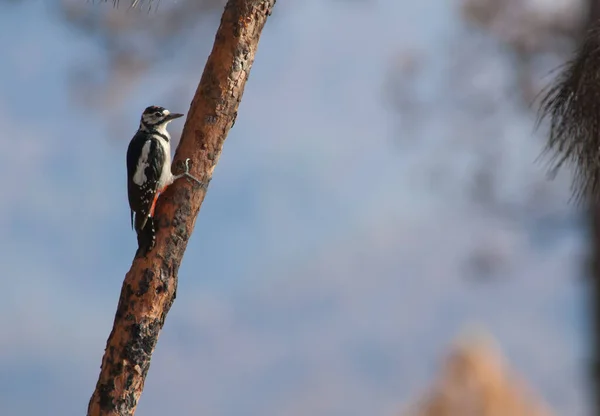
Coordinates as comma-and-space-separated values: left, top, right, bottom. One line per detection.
166, 113, 184, 121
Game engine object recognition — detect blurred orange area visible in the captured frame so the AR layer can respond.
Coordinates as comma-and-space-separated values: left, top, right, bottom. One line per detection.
404, 331, 554, 416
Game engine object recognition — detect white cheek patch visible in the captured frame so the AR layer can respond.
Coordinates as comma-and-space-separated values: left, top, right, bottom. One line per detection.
154, 122, 171, 139
133, 140, 152, 186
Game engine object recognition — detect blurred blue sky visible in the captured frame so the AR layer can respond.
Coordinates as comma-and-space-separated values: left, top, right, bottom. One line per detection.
0, 0, 590, 415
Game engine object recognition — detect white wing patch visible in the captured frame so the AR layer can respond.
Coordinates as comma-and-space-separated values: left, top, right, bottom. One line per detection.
133, 140, 152, 186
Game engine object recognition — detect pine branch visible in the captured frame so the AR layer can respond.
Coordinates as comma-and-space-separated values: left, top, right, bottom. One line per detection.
86, 1, 276, 415
537, 24, 600, 203
103, 0, 157, 11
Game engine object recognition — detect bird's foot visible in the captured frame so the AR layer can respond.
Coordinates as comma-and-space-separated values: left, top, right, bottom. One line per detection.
175, 158, 208, 189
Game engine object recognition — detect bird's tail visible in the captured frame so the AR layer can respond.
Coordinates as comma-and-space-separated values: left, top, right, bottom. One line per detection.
134, 214, 156, 257
134, 213, 150, 235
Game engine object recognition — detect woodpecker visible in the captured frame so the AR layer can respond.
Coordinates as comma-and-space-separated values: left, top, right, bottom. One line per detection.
126, 105, 201, 252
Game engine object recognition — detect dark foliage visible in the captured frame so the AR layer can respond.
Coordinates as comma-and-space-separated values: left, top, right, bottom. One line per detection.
538, 25, 600, 203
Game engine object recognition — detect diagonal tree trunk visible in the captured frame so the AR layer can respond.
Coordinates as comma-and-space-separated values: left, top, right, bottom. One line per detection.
87, 1, 276, 415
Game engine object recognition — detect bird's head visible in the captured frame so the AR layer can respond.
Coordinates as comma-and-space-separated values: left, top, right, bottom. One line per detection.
139, 106, 184, 132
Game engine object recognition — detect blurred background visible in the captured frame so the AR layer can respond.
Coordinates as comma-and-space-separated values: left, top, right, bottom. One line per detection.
0, 0, 592, 415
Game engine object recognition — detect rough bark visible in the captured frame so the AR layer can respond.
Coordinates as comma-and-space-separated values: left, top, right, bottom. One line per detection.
87, 1, 276, 415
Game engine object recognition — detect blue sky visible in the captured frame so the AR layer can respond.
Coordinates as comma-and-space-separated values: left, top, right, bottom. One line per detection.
0, 0, 590, 415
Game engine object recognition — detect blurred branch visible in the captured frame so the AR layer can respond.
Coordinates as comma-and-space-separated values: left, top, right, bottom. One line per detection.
58, 0, 225, 109
86, 1, 276, 415
459, 0, 585, 105
102, 0, 159, 10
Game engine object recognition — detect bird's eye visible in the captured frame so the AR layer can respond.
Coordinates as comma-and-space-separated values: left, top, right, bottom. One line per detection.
154, 112, 162, 116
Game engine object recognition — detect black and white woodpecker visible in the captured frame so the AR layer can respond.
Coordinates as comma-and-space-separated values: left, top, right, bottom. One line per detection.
126, 105, 201, 251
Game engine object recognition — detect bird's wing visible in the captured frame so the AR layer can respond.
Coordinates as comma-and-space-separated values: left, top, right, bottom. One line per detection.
127, 137, 167, 232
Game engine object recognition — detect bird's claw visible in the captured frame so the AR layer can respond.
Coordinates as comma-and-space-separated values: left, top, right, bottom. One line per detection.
179, 158, 204, 187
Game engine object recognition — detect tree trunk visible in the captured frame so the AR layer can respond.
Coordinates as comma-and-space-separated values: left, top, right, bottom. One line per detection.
86, 1, 276, 414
